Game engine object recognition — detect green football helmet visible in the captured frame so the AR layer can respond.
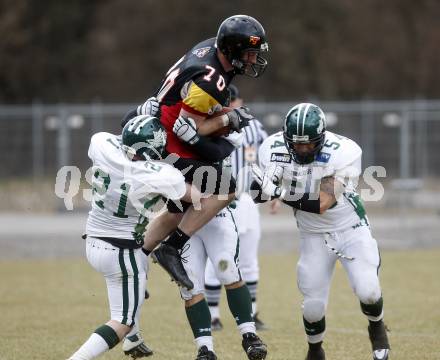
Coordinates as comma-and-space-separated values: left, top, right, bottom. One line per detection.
283, 103, 326, 164
122, 115, 167, 160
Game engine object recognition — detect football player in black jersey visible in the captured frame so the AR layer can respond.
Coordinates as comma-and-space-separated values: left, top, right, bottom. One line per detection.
124, 15, 268, 281
122, 15, 269, 360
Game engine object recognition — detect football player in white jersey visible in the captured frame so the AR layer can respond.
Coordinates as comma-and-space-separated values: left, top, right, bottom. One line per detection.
178, 194, 268, 360
68, 115, 199, 360
252, 103, 390, 360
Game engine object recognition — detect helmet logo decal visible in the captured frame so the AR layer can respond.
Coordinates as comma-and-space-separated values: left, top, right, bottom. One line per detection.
192, 46, 211, 58
249, 36, 260, 45
290, 134, 310, 142
151, 130, 166, 148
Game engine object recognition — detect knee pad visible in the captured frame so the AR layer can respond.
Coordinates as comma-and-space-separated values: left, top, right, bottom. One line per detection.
213, 256, 240, 285
355, 280, 382, 305
303, 298, 326, 323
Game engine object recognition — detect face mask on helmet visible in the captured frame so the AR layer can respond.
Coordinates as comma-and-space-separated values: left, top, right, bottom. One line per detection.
122, 115, 167, 161
216, 15, 269, 78
283, 103, 326, 165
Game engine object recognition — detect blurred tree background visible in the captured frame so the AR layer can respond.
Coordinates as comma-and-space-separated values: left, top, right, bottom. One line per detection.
1, 0, 439, 103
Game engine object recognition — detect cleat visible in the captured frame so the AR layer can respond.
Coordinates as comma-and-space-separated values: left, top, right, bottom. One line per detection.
305, 343, 325, 360
253, 313, 268, 331
122, 334, 153, 358
151, 243, 193, 290
144, 288, 150, 300
242, 332, 267, 360
373, 349, 390, 360
195, 345, 217, 360
368, 320, 390, 360
211, 318, 223, 331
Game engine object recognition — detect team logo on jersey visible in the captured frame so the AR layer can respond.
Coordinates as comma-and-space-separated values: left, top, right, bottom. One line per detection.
271, 152, 291, 163
249, 36, 260, 45
316, 152, 331, 163
192, 46, 211, 58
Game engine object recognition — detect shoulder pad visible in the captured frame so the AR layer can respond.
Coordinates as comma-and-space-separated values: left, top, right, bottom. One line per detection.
258, 131, 288, 169
320, 132, 362, 170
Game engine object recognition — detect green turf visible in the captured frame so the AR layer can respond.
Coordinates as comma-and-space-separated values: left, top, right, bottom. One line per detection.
0, 250, 439, 359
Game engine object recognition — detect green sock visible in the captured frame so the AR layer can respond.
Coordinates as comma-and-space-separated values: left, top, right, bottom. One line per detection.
303, 316, 326, 336
226, 285, 253, 325
360, 297, 383, 318
185, 299, 212, 338
94, 324, 120, 349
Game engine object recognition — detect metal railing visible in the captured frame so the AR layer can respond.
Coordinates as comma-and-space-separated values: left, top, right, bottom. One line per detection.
1, 99, 439, 180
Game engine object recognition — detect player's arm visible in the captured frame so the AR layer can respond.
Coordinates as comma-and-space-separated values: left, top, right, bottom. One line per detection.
173, 114, 235, 162
121, 97, 160, 127
180, 108, 226, 136
318, 176, 344, 213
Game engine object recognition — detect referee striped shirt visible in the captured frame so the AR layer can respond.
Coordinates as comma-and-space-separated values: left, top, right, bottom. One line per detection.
231, 119, 268, 195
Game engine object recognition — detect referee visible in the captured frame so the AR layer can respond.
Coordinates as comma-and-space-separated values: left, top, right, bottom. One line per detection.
204, 85, 269, 331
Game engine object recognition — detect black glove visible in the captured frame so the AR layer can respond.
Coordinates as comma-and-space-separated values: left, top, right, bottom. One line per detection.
226, 106, 255, 131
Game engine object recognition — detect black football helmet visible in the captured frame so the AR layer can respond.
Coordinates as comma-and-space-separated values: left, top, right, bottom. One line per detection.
216, 15, 269, 78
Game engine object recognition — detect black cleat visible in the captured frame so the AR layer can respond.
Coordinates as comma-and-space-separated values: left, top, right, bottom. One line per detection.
122, 334, 153, 358
151, 243, 194, 290
253, 312, 268, 331
368, 320, 390, 360
211, 318, 223, 331
242, 332, 267, 360
305, 342, 325, 360
195, 345, 217, 360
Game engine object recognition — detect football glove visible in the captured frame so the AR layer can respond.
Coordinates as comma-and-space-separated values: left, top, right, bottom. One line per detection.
173, 116, 200, 145
251, 163, 282, 198
223, 131, 244, 148
226, 106, 255, 132
137, 97, 160, 117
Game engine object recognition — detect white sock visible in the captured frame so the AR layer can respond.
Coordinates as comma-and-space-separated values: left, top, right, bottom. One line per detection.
209, 305, 220, 320
195, 335, 214, 352
238, 321, 256, 336
307, 331, 325, 344
69, 333, 109, 360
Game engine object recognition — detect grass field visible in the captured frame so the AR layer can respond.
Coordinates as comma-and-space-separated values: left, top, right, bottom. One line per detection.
1, 250, 439, 360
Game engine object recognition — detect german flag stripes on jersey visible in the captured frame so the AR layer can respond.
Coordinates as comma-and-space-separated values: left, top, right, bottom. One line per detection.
154, 38, 235, 159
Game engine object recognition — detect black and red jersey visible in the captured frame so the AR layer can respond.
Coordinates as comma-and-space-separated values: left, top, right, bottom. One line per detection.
154, 38, 235, 158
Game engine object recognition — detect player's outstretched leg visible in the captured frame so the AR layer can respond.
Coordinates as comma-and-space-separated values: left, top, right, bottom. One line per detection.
68, 321, 128, 360
368, 320, 390, 360
303, 315, 326, 360
304, 341, 326, 360
225, 281, 267, 359
361, 298, 390, 360
151, 234, 194, 289
185, 296, 218, 360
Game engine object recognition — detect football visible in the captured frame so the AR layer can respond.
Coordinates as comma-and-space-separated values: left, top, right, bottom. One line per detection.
208, 106, 233, 136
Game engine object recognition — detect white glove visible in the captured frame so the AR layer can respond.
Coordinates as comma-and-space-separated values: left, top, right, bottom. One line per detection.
251, 164, 282, 198
223, 131, 244, 148
173, 116, 200, 145
226, 106, 255, 132
137, 97, 160, 117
